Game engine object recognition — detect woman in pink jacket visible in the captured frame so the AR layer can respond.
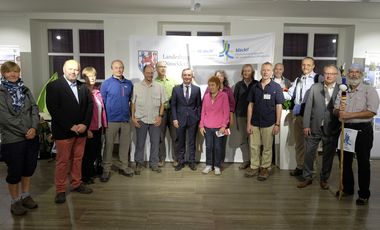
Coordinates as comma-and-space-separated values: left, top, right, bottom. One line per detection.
199, 76, 230, 175
81, 67, 107, 184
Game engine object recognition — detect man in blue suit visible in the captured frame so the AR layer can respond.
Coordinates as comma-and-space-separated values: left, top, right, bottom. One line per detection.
171, 68, 202, 171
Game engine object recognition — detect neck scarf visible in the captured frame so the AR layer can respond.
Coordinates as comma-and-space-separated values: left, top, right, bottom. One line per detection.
1, 77, 26, 112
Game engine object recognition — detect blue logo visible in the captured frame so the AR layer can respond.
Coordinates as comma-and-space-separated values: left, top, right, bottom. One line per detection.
344, 132, 352, 146
219, 40, 234, 61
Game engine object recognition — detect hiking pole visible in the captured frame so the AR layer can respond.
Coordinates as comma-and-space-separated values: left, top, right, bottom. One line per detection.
338, 84, 347, 200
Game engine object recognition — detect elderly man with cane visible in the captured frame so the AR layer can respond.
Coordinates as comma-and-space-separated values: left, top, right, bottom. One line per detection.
334, 64, 379, 205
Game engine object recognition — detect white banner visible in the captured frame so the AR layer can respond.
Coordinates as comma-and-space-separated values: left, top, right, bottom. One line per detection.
129, 33, 275, 83
188, 33, 274, 66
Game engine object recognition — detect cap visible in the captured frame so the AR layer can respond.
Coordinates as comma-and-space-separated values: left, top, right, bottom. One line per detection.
348, 63, 364, 72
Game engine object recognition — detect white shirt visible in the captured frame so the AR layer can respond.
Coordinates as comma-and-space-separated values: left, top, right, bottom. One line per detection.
324, 82, 336, 105
183, 84, 191, 99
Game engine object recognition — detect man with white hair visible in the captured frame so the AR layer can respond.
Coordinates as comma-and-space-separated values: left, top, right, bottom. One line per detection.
334, 64, 379, 205
47, 59, 93, 204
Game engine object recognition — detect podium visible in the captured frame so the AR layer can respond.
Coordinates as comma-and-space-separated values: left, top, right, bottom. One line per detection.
275, 110, 297, 170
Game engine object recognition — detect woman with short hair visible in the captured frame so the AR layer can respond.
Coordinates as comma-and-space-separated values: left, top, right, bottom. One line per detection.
0, 61, 40, 215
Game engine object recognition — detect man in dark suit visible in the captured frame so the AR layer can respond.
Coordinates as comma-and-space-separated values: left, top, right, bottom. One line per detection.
46, 59, 93, 204
171, 68, 202, 171
297, 64, 340, 189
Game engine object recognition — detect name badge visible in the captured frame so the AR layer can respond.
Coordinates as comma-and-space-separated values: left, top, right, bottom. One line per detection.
263, 94, 271, 100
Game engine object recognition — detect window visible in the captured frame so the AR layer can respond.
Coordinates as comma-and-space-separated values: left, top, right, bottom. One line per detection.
166, 31, 191, 36
47, 23, 105, 80
283, 26, 344, 81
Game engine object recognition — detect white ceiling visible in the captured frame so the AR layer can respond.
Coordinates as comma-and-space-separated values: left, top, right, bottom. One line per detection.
1, 0, 380, 19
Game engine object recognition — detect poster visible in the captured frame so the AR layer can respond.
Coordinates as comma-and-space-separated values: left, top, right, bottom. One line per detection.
365, 52, 380, 89
129, 33, 275, 86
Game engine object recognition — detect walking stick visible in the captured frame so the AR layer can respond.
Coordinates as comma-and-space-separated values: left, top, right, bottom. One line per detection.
338, 84, 347, 200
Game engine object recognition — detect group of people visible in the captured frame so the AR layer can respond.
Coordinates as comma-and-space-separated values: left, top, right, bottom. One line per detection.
282, 57, 378, 207
0, 56, 378, 216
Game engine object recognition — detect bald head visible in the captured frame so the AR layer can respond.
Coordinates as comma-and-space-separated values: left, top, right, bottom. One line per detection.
63, 59, 80, 82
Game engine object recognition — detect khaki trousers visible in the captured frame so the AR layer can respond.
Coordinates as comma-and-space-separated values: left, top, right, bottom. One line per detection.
249, 125, 274, 169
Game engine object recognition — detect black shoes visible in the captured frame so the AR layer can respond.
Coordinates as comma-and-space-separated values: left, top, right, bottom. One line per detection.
290, 168, 303, 177
55, 192, 66, 204
356, 197, 369, 205
189, 162, 197, 171
175, 163, 185, 171
174, 162, 197, 171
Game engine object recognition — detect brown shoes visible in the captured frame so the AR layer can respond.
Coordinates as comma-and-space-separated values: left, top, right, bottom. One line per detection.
257, 167, 270, 181
244, 168, 259, 178
320, 181, 329, 190
297, 179, 312, 188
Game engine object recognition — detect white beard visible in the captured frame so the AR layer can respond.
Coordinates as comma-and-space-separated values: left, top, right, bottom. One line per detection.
348, 78, 362, 87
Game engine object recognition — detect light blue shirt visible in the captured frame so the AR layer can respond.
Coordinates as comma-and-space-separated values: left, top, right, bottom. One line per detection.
64, 76, 79, 103
283, 72, 317, 104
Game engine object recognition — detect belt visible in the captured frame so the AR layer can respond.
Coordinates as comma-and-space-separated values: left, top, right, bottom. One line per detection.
344, 122, 372, 130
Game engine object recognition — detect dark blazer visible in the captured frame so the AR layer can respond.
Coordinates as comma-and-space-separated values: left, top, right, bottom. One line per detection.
171, 84, 201, 127
46, 76, 93, 140
303, 82, 340, 136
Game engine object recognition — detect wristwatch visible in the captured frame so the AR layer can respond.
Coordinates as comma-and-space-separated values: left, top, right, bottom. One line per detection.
275, 123, 280, 127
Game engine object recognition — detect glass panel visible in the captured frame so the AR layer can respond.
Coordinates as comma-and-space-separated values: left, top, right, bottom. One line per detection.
314, 34, 338, 57
49, 56, 73, 77
314, 60, 337, 75
197, 32, 222, 36
48, 29, 73, 53
80, 56, 105, 80
283, 59, 302, 82
283, 33, 308, 57
166, 31, 191, 36
79, 30, 104, 53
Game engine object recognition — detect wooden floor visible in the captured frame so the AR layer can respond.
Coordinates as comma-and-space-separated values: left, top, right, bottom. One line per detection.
0, 157, 379, 230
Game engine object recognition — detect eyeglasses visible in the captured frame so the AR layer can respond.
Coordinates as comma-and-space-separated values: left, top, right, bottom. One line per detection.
324, 72, 338, 76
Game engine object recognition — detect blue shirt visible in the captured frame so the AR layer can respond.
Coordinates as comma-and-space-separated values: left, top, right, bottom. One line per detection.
100, 76, 133, 122
247, 80, 284, 127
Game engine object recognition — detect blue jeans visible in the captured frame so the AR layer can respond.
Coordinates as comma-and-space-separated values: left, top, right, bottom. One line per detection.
205, 128, 223, 168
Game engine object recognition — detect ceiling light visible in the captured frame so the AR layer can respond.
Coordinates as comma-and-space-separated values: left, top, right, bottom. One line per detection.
190, 0, 201, 12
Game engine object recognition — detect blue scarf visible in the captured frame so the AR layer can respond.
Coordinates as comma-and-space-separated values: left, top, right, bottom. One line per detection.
1, 77, 26, 112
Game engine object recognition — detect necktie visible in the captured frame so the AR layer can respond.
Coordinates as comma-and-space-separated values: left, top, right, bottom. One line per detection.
325, 86, 331, 105
185, 86, 189, 102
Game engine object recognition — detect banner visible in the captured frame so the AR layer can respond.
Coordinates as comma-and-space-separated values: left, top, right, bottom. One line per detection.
129, 33, 275, 84
188, 33, 274, 66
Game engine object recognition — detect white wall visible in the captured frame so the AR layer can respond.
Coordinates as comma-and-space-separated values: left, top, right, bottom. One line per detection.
354, 21, 380, 58
0, 14, 34, 90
